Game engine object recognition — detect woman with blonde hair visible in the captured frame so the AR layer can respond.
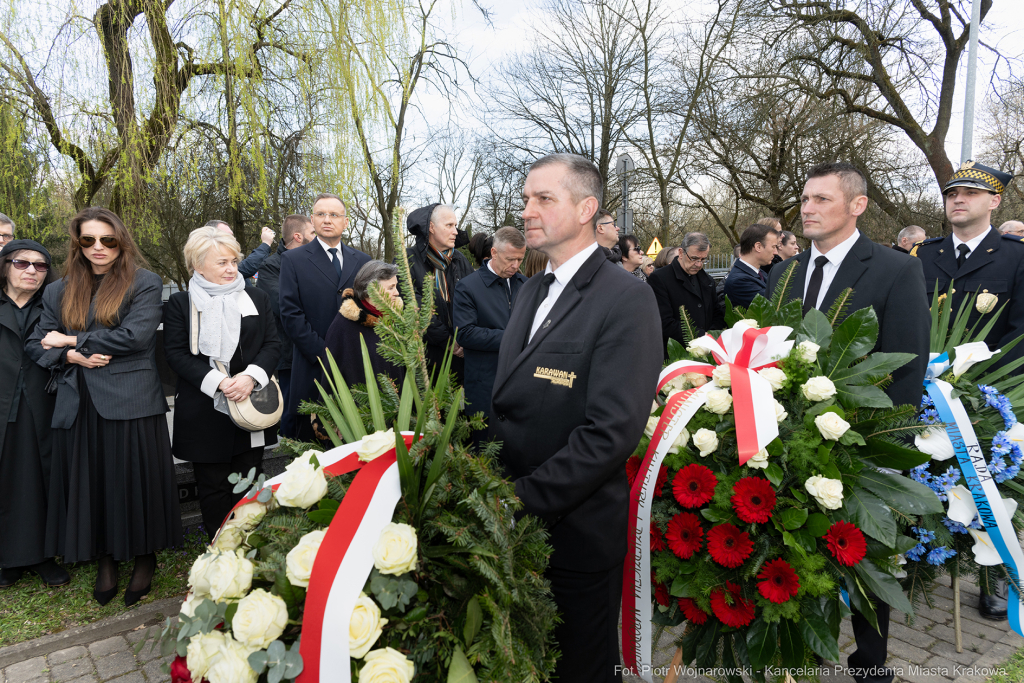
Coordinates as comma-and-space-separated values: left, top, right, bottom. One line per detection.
28, 207, 181, 606
162, 226, 280, 541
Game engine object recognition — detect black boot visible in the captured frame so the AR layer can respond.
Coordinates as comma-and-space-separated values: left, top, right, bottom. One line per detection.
28, 559, 70, 587
979, 578, 1008, 621
0, 568, 22, 588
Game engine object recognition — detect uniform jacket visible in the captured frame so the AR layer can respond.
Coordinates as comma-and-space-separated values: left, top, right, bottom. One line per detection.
767, 233, 930, 407
255, 240, 292, 372
0, 291, 55, 455
162, 287, 281, 463
27, 270, 168, 429
914, 229, 1024, 370
278, 239, 371, 435
406, 235, 473, 350
722, 259, 768, 309
647, 258, 725, 355
491, 248, 662, 572
452, 262, 527, 417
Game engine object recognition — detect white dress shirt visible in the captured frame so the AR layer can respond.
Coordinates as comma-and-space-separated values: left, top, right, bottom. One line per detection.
951, 227, 992, 262
529, 242, 599, 342
487, 258, 511, 293
737, 257, 762, 278
317, 236, 343, 273
803, 229, 861, 310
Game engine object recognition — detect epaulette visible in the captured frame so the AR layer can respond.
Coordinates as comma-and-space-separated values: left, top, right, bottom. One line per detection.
909, 236, 944, 258
1001, 233, 1024, 242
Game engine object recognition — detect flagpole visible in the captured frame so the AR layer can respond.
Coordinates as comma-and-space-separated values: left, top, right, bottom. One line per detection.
960, 0, 982, 164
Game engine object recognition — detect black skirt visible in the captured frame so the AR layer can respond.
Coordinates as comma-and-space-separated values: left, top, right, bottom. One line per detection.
0, 398, 50, 568
46, 375, 183, 562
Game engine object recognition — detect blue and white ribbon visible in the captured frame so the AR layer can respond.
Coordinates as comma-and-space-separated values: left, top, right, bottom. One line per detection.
925, 352, 1024, 637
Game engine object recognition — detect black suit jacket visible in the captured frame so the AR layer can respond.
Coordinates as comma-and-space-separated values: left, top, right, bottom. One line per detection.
278, 239, 371, 437
452, 263, 527, 417
767, 233, 930, 407
914, 229, 1024, 370
491, 247, 662, 572
162, 287, 281, 463
722, 260, 767, 309
647, 258, 724, 355
255, 241, 292, 372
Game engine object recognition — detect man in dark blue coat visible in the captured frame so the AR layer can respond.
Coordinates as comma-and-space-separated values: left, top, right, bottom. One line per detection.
453, 226, 527, 423
279, 194, 370, 441
722, 222, 780, 308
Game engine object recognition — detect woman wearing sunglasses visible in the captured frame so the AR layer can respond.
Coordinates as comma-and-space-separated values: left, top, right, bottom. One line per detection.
27, 208, 182, 606
0, 239, 69, 589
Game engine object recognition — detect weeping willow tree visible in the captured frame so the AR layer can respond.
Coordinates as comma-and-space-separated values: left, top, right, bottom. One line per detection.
0, 100, 64, 243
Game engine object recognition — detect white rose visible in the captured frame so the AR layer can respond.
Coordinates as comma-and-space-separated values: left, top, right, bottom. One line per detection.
275, 461, 328, 509
685, 372, 709, 387
358, 429, 397, 463
712, 364, 731, 387
758, 367, 787, 391
805, 475, 844, 510
644, 415, 659, 438
188, 550, 254, 602
358, 647, 416, 683
815, 412, 851, 441
774, 399, 788, 423
179, 593, 207, 619
734, 319, 759, 330
801, 376, 837, 402
746, 448, 770, 470
230, 502, 267, 530
372, 523, 419, 576
795, 340, 820, 362
186, 630, 224, 682
231, 588, 289, 649
350, 592, 389, 659
687, 340, 709, 357
211, 522, 247, 552
692, 428, 719, 457
286, 529, 327, 588
287, 450, 323, 471
704, 388, 733, 414
205, 632, 258, 683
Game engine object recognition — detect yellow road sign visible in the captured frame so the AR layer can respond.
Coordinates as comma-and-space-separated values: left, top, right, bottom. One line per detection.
646, 237, 663, 256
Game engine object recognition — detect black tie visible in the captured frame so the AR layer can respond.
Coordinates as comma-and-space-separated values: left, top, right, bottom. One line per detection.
803, 255, 830, 314
328, 247, 342, 279
535, 273, 556, 314
956, 243, 970, 269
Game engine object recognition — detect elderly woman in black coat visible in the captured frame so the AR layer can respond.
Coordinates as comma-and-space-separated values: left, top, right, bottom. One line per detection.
0, 240, 68, 588
163, 226, 280, 541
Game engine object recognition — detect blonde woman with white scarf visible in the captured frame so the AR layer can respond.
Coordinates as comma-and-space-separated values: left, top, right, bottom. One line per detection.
163, 226, 281, 541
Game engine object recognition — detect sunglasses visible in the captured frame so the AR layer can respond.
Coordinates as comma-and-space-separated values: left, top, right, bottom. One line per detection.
7, 258, 50, 272
78, 235, 119, 249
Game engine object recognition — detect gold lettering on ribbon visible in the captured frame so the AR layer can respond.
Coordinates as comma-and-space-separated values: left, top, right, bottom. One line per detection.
534, 366, 577, 388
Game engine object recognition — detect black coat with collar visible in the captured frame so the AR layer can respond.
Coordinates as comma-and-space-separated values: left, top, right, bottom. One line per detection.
452, 261, 528, 417
278, 239, 371, 435
914, 229, 1024, 370
491, 247, 662, 572
647, 258, 725, 354
255, 240, 292, 372
406, 235, 474, 349
722, 260, 768, 309
162, 287, 281, 463
26, 269, 168, 429
0, 291, 55, 455
766, 232, 930, 407
324, 290, 405, 390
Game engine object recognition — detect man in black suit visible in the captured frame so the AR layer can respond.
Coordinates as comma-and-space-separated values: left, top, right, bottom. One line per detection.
453, 226, 527, 423
279, 194, 371, 441
256, 214, 314, 438
722, 222, 780, 308
767, 162, 930, 683
647, 232, 724, 355
491, 153, 662, 682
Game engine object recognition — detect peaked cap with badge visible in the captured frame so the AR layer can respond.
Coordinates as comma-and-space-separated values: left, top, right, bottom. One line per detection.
942, 160, 1013, 195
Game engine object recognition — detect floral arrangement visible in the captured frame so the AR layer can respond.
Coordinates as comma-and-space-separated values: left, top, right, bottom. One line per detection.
143, 232, 558, 683
626, 274, 943, 680
901, 288, 1024, 607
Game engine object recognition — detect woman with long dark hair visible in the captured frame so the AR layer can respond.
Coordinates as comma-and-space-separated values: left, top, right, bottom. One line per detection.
27, 207, 182, 606
0, 239, 67, 588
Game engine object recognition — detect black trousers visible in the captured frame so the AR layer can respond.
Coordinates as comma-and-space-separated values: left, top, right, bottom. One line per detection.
547, 562, 623, 683
192, 447, 263, 541
848, 600, 892, 683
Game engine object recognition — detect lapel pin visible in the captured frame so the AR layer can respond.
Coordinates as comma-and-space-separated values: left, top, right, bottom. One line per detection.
987, 248, 994, 253
939, 249, 944, 254
543, 320, 551, 329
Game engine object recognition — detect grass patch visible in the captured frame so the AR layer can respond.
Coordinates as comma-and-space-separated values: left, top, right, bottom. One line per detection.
0, 526, 207, 647
988, 645, 1024, 682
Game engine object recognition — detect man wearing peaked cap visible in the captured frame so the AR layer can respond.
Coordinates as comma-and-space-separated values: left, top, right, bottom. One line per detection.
913, 161, 1024, 620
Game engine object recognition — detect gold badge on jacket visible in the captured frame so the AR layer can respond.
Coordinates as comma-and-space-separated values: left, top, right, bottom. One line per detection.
534, 366, 576, 388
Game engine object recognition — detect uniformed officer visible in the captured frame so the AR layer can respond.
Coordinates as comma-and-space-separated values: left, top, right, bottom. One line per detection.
913, 160, 1022, 621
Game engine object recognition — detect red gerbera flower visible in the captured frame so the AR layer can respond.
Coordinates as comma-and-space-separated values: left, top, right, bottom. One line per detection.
824, 520, 867, 566
673, 463, 718, 508
654, 464, 668, 497
709, 581, 756, 628
756, 558, 801, 603
678, 597, 710, 625
731, 477, 777, 524
666, 512, 704, 559
651, 521, 667, 552
655, 579, 670, 606
625, 455, 641, 486
706, 523, 753, 568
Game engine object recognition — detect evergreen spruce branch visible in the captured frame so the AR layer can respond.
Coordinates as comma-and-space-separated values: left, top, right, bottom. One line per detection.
678, 305, 698, 345
769, 261, 799, 312
824, 288, 854, 325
